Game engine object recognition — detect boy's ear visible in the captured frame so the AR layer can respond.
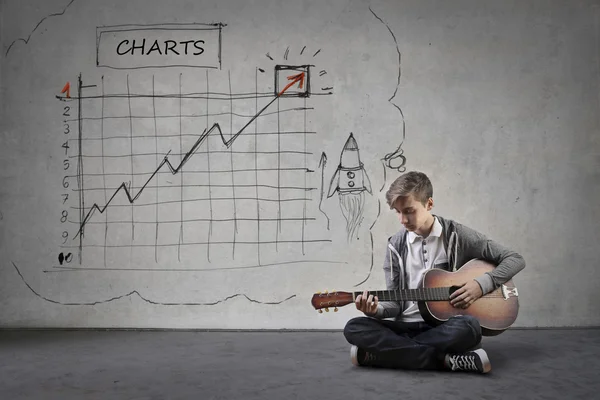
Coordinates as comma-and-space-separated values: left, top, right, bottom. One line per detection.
426, 198, 434, 211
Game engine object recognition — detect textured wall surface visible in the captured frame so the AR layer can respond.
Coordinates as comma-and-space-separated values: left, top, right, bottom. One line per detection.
1, 0, 598, 328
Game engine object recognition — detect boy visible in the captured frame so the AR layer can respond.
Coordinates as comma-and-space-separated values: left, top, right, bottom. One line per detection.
343, 171, 525, 373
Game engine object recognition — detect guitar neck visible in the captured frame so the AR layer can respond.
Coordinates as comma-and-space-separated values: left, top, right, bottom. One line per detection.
353, 287, 451, 302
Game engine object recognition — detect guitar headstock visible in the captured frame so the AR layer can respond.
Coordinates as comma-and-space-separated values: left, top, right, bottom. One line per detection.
311, 290, 354, 313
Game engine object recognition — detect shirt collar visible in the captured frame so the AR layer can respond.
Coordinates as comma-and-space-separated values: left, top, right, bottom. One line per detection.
407, 216, 442, 243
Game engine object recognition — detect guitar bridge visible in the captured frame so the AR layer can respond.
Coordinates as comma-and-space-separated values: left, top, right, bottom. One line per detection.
501, 284, 519, 300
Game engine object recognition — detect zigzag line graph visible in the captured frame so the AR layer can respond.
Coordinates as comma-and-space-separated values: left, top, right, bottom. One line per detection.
75, 93, 282, 238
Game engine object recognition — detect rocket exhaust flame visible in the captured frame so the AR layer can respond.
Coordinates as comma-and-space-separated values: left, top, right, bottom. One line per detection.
339, 191, 365, 241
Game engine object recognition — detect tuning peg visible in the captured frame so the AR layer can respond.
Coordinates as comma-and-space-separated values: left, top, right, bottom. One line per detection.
318, 309, 323, 313
334, 307, 338, 312
316, 291, 321, 294
325, 290, 328, 294
325, 308, 329, 312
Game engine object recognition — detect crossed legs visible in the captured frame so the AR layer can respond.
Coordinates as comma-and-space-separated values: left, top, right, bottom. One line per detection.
343, 315, 482, 370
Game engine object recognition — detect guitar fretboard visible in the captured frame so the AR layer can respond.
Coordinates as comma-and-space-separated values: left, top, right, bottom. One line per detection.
353, 287, 451, 302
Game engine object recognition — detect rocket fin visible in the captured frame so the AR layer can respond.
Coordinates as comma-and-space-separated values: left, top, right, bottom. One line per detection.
363, 167, 373, 195
327, 167, 341, 198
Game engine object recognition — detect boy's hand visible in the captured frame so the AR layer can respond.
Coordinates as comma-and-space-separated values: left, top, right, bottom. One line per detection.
355, 290, 379, 316
450, 280, 483, 309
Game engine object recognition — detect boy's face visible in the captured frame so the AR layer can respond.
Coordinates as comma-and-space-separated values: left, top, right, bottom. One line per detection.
392, 194, 433, 233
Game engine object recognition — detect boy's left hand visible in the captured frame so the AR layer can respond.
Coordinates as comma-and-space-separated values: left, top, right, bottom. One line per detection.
449, 280, 483, 309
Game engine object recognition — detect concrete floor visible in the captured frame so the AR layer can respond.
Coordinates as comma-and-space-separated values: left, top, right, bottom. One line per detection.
1, 328, 598, 400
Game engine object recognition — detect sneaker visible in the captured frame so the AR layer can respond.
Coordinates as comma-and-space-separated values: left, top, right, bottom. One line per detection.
444, 348, 491, 374
350, 345, 381, 367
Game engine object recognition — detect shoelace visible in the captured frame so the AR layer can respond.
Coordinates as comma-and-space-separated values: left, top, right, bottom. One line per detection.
448, 354, 478, 371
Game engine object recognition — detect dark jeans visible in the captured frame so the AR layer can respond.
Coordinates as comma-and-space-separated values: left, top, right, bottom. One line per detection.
343, 315, 482, 370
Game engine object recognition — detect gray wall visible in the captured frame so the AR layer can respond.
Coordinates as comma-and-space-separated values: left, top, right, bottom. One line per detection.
1, 0, 598, 329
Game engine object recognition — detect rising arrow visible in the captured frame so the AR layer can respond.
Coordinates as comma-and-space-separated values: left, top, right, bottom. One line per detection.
318, 152, 330, 230
279, 72, 305, 96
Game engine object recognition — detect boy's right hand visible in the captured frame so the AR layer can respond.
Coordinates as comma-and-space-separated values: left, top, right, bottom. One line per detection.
355, 290, 379, 317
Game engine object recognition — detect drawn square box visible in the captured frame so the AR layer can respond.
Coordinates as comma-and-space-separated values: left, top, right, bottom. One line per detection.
274, 65, 311, 98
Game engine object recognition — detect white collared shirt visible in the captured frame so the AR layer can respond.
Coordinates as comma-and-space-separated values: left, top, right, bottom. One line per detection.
399, 217, 449, 322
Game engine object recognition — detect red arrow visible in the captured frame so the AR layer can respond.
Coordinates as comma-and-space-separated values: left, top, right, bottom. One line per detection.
278, 72, 305, 96
61, 82, 71, 98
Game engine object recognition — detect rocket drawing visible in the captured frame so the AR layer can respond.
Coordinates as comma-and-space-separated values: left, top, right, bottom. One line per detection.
327, 133, 372, 241
327, 133, 372, 198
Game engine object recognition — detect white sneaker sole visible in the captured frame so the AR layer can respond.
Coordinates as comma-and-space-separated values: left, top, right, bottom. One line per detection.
473, 348, 492, 373
350, 345, 360, 366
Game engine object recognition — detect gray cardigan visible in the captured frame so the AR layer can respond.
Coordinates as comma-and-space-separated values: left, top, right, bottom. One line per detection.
375, 215, 526, 319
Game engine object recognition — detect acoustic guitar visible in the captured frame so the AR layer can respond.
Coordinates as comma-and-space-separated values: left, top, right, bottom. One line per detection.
311, 259, 519, 336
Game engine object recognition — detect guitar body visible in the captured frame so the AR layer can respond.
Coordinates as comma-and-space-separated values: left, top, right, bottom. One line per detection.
418, 259, 519, 336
